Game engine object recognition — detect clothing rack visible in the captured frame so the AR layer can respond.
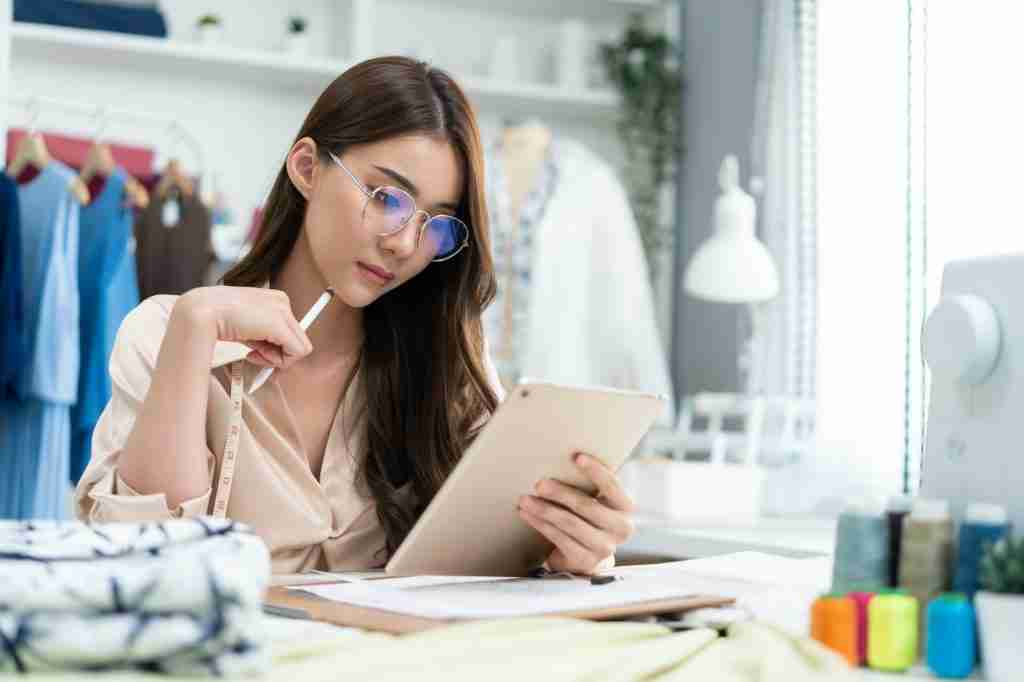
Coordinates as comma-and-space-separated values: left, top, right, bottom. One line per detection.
3, 94, 206, 182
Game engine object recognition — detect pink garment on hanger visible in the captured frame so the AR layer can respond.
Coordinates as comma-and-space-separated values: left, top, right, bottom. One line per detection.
6, 129, 154, 177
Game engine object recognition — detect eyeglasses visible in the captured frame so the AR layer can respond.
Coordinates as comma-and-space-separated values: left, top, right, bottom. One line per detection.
327, 151, 469, 262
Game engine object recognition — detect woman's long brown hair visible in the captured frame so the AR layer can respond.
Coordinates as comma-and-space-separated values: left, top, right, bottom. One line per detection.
222, 56, 499, 558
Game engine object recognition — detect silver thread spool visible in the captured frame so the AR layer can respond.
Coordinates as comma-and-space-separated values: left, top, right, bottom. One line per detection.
832, 497, 890, 593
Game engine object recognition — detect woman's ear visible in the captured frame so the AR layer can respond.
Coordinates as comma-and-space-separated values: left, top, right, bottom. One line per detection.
286, 137, 319, 200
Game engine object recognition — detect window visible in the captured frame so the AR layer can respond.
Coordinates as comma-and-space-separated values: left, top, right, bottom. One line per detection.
817, 1, 911, 499
817, 1, 1024, 500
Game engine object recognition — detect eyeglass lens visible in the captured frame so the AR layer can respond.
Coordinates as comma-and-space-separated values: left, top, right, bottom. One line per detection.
364, 186, 467, 259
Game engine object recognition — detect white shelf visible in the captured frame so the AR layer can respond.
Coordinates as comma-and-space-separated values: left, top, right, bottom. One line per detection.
395, 0, 664, 22
10, 23, 619, 118
12, 22, 343, 91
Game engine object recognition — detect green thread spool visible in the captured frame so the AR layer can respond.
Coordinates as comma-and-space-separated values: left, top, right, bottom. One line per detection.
868, 591, 919, 671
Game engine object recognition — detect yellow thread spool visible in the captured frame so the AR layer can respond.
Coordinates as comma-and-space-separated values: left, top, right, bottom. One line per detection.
868, 592, 919, 672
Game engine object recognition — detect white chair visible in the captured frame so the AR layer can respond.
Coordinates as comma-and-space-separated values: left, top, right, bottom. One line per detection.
624, 392, 815, 521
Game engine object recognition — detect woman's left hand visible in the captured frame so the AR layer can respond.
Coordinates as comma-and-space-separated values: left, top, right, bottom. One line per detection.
518, 453, 635, 575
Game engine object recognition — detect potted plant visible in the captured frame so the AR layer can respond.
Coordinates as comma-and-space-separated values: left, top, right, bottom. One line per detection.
977, 535, 1024, 682
283, 16, 309, 55
195, 14, 222, 45
599, 13, 682, 286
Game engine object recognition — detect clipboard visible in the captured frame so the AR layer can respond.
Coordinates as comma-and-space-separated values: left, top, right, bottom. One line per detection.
263, 581, 735, 635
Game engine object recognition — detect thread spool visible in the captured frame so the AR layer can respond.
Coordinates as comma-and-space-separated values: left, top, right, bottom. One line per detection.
849, 591, 874, 666
868, 591, 919, 672
926, 593, 976, 678
811, 593, 859, 666
833, 498, 890, 593
886, 495, 913, 587
899, 498, 954, 654
954, 503, 1009, 599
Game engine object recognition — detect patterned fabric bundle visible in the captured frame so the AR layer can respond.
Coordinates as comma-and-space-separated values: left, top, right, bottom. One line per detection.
0, 517, 270, 676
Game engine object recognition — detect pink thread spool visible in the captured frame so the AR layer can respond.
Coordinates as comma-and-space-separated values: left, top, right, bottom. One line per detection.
850, 591, 875, 666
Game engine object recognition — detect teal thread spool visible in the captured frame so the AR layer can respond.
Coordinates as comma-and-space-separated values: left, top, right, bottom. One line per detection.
833, 499, 890, 593
899, 498, 954, 656
954, 503, 1009, 599
926, 593, 976, 678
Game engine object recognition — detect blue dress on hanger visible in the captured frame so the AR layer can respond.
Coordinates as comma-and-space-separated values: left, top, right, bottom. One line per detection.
70, 169, 138, 484
0, 161, 80, 520
0, 173, 24, 399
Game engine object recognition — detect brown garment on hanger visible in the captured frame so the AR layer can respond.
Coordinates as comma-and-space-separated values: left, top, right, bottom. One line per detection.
134, 190, 213, 299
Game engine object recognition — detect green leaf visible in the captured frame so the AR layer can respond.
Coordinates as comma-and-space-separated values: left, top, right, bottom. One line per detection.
598, 12, 683, 284
980, 536, 1024, 594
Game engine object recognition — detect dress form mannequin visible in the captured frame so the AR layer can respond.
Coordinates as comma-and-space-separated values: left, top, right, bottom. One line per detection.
494, 120, 554, 383
483, 128, 674, 415
500, 120, 552, 222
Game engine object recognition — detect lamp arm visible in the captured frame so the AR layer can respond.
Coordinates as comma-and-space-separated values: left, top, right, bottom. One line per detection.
739, 302, 768, 396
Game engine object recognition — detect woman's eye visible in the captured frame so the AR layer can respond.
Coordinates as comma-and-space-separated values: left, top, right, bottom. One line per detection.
373, 191, 402, 210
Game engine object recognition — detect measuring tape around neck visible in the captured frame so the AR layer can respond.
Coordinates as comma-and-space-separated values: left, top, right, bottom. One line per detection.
212, 361, 244, 518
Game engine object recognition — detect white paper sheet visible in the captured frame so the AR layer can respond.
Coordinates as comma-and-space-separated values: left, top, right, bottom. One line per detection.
285, 552, 832, 630
610, 551, 832, 589
291, 575, 716, 620
345, 575, 518, 590
606, 552, 832, 634
270, 569, 387, 587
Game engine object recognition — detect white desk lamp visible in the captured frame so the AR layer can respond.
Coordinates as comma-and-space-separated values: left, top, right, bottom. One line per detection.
684, 155, 780, 395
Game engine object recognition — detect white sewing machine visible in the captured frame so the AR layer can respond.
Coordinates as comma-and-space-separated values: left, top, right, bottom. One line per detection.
921, 253, 1024, 530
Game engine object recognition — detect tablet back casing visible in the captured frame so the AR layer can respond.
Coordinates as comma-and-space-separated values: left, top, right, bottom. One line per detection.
386, 382, 667, 576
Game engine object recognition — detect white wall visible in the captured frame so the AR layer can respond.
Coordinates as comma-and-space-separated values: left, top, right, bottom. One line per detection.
673, 0, 760, 397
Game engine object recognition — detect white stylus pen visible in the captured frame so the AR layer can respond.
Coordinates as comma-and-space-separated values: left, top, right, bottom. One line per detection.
248, 288, 334, 394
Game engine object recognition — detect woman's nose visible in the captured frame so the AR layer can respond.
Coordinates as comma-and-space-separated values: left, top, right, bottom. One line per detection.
380, 212, 425, 258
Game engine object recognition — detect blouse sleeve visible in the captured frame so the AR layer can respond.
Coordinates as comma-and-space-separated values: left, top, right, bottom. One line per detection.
74, 296, 214, 522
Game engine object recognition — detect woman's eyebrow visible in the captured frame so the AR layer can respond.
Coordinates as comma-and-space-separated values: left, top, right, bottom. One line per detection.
372, 164, 459, 213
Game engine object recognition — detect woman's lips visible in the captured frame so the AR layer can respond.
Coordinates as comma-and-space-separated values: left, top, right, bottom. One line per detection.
358, 261, 395, 284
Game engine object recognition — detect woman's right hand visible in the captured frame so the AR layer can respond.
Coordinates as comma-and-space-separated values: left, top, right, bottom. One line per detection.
175, 286, 314, 370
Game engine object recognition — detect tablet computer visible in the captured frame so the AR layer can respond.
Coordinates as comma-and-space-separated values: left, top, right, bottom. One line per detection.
385, 381, 669, 577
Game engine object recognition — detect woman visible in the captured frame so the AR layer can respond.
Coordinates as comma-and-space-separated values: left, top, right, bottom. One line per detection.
75, 57, 635, 575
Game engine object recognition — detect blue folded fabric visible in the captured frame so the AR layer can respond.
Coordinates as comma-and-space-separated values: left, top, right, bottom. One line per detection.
15, 0, 168, 38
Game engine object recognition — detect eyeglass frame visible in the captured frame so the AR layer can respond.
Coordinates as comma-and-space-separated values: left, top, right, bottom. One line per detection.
326, 150, 470, 263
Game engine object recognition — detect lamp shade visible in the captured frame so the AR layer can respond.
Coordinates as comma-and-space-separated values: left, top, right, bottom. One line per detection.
684, 230, 780, 303
683, 154, 781, 304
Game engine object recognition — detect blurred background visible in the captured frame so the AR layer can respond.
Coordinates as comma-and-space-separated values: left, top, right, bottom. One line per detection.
0, 1, 1020, 539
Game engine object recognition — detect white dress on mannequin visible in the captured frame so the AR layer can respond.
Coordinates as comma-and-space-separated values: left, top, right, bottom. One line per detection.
484, 123, 674, 421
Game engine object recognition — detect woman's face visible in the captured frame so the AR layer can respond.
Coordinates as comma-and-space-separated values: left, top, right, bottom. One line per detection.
290, 134, 464, 308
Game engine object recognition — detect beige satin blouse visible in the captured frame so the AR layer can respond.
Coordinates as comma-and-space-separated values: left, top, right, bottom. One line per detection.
74, 294, 505, 574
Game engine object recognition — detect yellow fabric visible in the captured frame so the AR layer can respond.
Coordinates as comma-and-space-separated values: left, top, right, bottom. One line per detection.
1, 617, 858, 681
659, 622, 859, 681
266, 618, 858, 682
